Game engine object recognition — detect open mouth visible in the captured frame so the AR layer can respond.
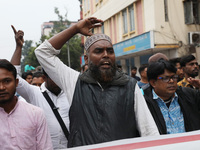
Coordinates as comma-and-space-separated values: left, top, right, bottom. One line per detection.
101, 61, 111, 68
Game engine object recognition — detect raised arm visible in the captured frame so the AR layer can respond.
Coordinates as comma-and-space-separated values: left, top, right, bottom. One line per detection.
187, 77, 200, 89
9, 26, 39, 104
10, 25, 24, 65
35, 17, 103, 105
48, 17, 103, 49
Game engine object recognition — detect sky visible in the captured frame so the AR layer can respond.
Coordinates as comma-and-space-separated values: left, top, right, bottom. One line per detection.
0, 0, 80, 60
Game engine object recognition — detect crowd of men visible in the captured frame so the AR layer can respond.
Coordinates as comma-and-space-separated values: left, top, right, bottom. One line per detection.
1, 17, 200, 150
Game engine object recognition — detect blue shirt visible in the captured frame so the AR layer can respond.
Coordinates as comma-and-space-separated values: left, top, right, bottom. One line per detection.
152, 90, 185, 134
24, 64, 35, 72
137, 81, 147, 88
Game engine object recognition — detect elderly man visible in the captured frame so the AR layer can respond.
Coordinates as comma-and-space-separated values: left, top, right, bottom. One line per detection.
178, 55, 199, 88
35, 17, 159, 147
143, 59, 200, 134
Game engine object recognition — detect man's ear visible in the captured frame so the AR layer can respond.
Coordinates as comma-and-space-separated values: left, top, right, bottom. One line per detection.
15, 78, 19, 87
43, 75, 47, 82
84, 54, 88, 65
140, 71, 144, 77
182, 66, 185, 72
149, 79, 156, 88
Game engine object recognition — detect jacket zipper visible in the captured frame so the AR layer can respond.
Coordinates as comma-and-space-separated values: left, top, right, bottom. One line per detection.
97, 81, 104, 91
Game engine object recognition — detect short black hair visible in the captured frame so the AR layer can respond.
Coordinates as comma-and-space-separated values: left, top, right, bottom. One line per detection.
32, 71, 44, 78
0, 59, 17, 79
139, 64, 148, 74
22, 71, 33, 80
180, 55, 196, 67
147, 59, 177, 81
41, 68, 49, 77
131, 66, 137, 70
169, 57, 181, 66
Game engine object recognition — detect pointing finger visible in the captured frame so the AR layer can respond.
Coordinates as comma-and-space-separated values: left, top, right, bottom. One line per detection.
11, 25, 17, 34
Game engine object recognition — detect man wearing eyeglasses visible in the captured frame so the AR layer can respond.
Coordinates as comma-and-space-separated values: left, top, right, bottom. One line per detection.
178, 55, 199, 88
143, 59, 200, 134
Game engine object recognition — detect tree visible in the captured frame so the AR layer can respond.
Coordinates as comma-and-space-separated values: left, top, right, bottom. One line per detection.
48, 7, 82, 71
58, 34, 82, 70
21, 40, 40, 72
21, 7, 82, 72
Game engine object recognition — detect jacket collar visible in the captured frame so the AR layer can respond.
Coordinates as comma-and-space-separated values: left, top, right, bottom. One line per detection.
79, 70, 129, 86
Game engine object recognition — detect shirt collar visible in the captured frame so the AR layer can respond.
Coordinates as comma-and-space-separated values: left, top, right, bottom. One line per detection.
40, 82, 64, 96
182, 77, 193, 87
152, 89, 178, 101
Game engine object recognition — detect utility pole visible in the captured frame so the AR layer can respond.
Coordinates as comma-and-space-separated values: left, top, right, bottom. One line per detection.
67, 41, 71, 67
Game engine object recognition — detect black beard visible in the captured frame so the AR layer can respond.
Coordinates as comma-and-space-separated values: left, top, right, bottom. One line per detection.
89, 62, 117, 83
0, 98, 13, 104
0, 90, 16, 105
188, 72, 199, 78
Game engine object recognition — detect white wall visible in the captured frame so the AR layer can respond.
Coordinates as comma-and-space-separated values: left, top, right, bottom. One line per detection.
91, 0, 137, 21
143, 0, 156, 32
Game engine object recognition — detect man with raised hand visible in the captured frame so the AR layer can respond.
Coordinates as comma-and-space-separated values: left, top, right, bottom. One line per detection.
35, 17, 159, 148
11, 25, 70, 149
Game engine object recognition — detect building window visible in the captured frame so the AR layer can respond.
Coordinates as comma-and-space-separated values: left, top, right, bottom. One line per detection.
164, 0, 169, 22
184, 0, 200, 24
122, 9, 128, 34
129, 5, 135, 31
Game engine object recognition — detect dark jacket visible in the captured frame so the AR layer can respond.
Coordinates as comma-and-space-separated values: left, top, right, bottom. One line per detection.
143, 86, 200, 134
68, 70, 139, 147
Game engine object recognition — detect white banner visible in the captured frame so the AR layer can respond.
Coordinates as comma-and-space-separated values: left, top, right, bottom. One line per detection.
65, 130, 200, 150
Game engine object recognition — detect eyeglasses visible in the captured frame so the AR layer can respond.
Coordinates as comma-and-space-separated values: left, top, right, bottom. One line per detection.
157, 75, 179, 83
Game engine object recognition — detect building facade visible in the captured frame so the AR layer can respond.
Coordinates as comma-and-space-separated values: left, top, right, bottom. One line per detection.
41, 21, 77, 37
80, 0, 200, 75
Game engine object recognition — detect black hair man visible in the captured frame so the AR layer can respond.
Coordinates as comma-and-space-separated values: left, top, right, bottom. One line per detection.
131, 66, 141, 81
0, 59, 52, 149
137, 64, 148, 88
10, 25, 70, 149
178, 55, 199, 88
143, 59, 200, 134
31, 71, 44, 87
169, 57, 184, 82
22, 71, 33, 84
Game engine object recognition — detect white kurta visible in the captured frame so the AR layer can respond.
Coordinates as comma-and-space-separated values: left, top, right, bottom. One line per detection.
16, 66, 70, 149
35, 40, 160, 137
